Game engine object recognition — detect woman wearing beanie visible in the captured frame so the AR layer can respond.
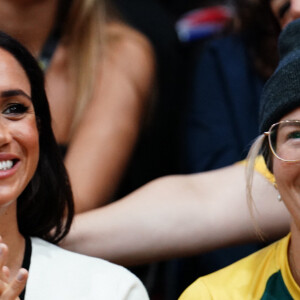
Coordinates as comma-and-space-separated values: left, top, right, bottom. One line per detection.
179, 18, 300, 300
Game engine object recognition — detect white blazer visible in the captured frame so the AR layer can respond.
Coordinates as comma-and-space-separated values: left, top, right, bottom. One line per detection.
24, 238, 149, 300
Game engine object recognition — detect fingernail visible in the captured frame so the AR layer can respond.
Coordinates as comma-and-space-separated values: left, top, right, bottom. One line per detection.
17, 269, 27, 282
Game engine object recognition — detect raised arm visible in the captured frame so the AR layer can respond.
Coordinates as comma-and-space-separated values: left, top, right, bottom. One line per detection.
62, 163, 290, 265
64, 24, 155, 213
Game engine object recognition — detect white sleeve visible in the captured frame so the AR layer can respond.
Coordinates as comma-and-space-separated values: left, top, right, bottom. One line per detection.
114, 268, 149, 300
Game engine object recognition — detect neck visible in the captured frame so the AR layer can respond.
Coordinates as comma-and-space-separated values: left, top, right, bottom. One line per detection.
0, 202, 25, 280
0, 0, 59, 56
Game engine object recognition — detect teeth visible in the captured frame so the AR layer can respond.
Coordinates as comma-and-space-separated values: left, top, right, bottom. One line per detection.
0, 160, 13, 171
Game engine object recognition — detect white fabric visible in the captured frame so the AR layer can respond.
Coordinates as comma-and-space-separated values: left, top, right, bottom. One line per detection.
24, 238, 149, 300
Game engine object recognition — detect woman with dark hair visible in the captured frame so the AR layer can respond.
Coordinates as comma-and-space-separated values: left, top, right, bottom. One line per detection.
0, 31, 148, 299
5, 30, 74, 244
0, 0, 155, 213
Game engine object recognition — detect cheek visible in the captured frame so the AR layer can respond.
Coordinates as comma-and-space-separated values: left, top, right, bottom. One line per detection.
273, 159, 300, 224
273, 159, 300, 193
25, 120, 39, 164
15, 118, 39, 171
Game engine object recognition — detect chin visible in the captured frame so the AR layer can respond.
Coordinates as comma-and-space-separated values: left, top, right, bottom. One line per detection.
0, 188, 20, 210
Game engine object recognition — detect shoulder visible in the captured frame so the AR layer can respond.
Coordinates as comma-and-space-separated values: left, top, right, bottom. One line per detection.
26, 238, 149, 300
93, 22, 155, 100
31, 237, 126, 273
241, 155, 275, 185
105, 22, 154, 58
103, 22, 155, 81
180, 238, 287, 300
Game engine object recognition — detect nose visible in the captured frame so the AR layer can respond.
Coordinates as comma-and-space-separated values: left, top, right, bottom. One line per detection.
290, 0, 300, 21
0, 121, 12, 148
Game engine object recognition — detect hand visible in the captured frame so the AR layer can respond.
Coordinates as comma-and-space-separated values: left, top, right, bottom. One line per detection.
0, 242, 28, 300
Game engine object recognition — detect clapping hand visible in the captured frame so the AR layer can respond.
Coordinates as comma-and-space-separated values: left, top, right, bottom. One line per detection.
0, 240, 28, 300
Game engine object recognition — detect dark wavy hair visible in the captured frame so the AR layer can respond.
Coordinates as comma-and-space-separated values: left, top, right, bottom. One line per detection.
0, 31, 74, 244
232, 0, 281, 81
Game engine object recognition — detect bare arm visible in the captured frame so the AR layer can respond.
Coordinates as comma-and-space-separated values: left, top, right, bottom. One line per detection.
65, 24, 155, 213
62, 163, 290, 265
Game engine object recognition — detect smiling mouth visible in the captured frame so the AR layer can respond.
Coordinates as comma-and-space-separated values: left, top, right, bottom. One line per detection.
0, 160, 17, 171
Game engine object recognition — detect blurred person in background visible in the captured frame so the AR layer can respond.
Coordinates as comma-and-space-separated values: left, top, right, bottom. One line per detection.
0, 0, 156, 213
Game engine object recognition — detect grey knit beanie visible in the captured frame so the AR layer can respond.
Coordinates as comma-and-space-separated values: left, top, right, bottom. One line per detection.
259, 18, 300, 133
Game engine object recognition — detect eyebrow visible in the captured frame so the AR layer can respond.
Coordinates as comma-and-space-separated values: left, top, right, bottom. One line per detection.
0, 89, 31, 100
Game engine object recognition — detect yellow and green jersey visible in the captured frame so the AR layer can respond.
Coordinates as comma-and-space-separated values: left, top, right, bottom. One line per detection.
252, 155, 275, 185
179, 234, 300, 299
239, 155, 275, 185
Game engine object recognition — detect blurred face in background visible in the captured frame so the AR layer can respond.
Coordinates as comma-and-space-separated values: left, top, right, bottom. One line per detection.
270, 0, 300, 28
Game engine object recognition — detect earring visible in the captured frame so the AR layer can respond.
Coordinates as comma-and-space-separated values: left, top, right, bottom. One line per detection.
273, 182, 282, 201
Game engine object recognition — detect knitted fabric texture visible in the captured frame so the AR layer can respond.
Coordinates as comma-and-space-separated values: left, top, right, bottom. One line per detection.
259, 18, 300, 133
